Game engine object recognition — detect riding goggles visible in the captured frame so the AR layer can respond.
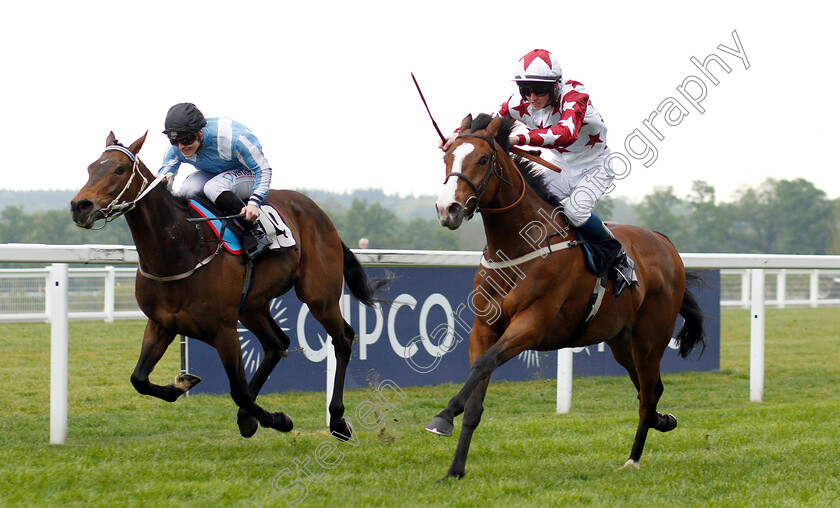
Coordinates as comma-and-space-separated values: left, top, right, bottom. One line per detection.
518, 82, 553, 97
168, 131, 198, 146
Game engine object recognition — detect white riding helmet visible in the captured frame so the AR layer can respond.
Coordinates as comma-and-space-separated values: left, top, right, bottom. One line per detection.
513, 49, 563, 83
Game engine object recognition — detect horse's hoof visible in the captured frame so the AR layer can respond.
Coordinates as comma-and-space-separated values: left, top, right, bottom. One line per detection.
656, 413, 678, 432
617, 459, 640, 471
238, 416, 258, 438
330, 419, 353, 441
426, 416, 453, 437
172, 373, 201, 392
436, 472, 464, 483
271, 412, 294, 433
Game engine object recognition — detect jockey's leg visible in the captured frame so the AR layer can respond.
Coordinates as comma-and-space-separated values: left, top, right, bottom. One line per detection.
204, 171, 271, 259
566, 172, 637, 295
214, 191, 271, 258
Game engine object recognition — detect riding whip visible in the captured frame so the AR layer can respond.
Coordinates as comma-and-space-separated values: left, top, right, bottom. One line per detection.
412, 72, 563, 174
411, 72, 446, 142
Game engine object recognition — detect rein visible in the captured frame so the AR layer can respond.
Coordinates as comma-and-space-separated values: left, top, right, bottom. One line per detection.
510, 147, 564, 174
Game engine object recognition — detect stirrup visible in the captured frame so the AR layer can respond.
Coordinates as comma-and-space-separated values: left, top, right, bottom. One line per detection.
243, 227, 271, 259
613, 254, 638, 296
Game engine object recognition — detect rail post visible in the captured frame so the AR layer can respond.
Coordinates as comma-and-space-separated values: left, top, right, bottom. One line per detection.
49, 263, 69, 444
104, 266, 115, 323
750, 269, 765, 402
556, 348, 573, 414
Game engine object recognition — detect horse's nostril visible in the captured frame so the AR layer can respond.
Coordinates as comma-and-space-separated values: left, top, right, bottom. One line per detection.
71, 200, 93, 215
448, 203, 462, 216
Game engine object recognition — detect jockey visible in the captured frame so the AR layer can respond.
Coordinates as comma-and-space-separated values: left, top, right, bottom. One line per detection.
442, 49, 636, 293
159, 103, 273, 259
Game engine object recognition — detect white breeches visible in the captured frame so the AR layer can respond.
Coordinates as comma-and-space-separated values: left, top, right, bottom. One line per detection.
180, 169, 256, 202
535, 152, 615, 227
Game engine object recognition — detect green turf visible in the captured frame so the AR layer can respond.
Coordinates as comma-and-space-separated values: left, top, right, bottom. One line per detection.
1, 308, 838, 507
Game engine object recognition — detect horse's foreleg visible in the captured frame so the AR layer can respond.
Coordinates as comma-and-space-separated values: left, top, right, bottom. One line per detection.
445, 377, 490, 479
215, 329, 293, 433
427, 327, 527, 438
235, 313, 291, 438
130, 320, 197, 402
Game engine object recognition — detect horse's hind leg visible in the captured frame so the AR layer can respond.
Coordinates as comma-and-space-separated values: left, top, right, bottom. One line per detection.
235, 310, 292, 438
214, 327, 293, 433
621, 318, 676, 469
308, 299, 355, 439
130, 319, 200, 402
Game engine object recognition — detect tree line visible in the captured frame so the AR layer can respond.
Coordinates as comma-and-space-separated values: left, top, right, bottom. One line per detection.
0, 177, 837, 254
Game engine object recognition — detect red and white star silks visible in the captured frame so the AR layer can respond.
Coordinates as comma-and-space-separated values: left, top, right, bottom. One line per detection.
499, 79, 608, 179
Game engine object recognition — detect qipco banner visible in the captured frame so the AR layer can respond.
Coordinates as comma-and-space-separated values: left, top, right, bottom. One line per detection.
184, 267, 720, 394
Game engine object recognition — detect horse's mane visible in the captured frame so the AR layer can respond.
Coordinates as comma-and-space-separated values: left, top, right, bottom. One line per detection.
467, 114, 565, 209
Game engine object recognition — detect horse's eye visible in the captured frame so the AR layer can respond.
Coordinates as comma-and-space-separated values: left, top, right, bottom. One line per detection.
114, 166, 127, 175
479, 155, 489, 165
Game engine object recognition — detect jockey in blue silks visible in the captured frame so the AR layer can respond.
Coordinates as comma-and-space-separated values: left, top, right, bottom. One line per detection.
159, 102, 273, 258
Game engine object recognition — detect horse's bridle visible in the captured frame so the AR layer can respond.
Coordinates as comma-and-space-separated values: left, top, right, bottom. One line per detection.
86, 145, 165, 229
444, 133, 525, 219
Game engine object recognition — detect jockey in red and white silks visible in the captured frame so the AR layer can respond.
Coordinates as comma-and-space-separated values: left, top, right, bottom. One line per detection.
498, 50, 612, 228
439, 49, 635, 293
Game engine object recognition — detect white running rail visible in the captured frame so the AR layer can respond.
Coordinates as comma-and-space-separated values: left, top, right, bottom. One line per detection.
2, 244, 839, 442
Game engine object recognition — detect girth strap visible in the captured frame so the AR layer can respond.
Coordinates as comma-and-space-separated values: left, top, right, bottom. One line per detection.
560, 273, 608, 348
479, 237, 607, 348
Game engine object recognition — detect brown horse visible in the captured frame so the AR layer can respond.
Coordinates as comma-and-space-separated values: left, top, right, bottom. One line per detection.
70, 132, 385, 440
427, 114, 705, 478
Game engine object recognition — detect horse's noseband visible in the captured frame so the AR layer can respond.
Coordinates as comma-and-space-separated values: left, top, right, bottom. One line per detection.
443, 133, 504, 220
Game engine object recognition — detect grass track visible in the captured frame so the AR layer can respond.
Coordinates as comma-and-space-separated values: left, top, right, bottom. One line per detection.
1, 308, 839, 507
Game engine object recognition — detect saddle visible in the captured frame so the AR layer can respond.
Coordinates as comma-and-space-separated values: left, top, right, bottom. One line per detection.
187, 197, 297, 256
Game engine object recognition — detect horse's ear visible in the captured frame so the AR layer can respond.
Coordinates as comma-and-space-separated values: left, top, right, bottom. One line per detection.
486, 116, 503, 139
128, 131, 148, 155
460, 114, 473, 133
106, 131, 117, 146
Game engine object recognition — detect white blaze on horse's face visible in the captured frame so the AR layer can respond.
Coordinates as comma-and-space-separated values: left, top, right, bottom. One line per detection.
436, 143, 474, 229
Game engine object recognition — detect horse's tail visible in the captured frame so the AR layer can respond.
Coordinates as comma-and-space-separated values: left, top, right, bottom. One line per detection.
676, 272, 706, 358
341, 242, 391, 307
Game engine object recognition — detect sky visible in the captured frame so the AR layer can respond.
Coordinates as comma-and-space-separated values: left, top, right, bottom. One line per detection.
2, 1, 838, 205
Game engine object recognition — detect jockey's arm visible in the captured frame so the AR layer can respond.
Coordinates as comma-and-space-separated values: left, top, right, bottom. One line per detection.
241, 202, 261, 221
234, 134, 272, 222
509, 89, 589, 149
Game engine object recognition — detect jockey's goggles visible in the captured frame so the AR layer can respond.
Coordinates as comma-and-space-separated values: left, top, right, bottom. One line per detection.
518, 82, 553, 97
168, 131, 198, 146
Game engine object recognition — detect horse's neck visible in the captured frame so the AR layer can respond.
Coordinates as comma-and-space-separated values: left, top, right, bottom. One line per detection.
125, 185, 199, 268
481, 163, 573, 258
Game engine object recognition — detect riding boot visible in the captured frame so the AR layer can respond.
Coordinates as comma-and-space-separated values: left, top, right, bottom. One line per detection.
575, 214, 638, 296
214, 191, 272, 259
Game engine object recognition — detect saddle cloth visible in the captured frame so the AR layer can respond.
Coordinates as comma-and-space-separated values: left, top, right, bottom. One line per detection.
188, 199, 297, 255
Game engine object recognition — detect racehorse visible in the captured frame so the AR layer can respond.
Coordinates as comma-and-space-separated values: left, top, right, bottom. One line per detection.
428, 114, 705, 478
71, 132, 385, 440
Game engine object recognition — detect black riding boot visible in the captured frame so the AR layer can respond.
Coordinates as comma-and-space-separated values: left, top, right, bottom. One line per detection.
576, 214, 637, 296
214, 191, 271, 259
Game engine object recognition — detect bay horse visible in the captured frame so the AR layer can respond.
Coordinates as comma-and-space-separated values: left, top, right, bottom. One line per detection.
428, 114, 705, 478
70, 132, 385, 440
